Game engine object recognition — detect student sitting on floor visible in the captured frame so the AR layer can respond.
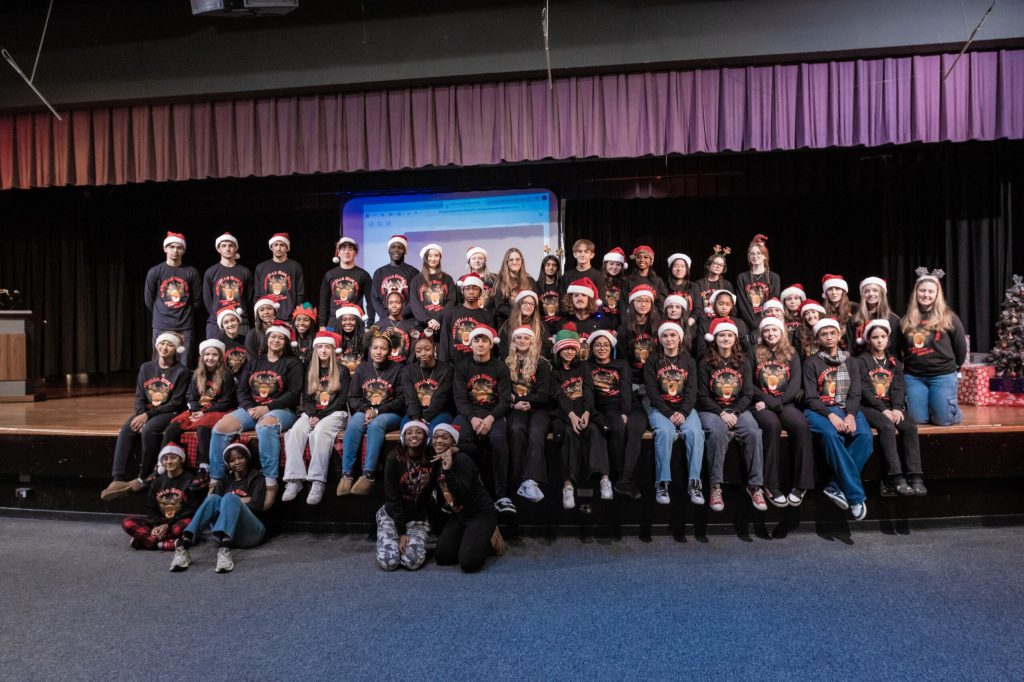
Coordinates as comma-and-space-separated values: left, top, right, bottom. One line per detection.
102, 332, 190, 501
170, 443, 266, 574
121, 443, 197, 551
376, 420, 436, 572
432, 423, 503, 573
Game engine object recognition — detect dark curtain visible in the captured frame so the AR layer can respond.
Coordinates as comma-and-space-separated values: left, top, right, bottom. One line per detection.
0, 190, 341, 379
565, 145, 1020, 352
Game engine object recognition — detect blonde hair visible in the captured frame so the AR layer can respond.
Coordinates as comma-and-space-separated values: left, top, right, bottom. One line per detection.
506, 329, 541, 384
193, 347, 226, 396
901, 280, 955, 334
496, 248, 531, 300
853, 286, 892, 326
755, 329, 795, 365
306, 352, 344, 397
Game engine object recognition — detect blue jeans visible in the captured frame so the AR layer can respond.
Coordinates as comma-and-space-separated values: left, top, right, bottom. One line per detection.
804, 407, 873, 504
646, 409, 704, 483
400, 413, 454, 432
342, 411, 402, 475
185, 493, 265, 547
904, 372, 962, 426
208, 407, 298, 482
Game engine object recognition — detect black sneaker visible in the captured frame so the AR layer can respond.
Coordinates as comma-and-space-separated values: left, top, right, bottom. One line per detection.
895, 477, 914, 496
613, 477, 642, 501
910, 478, 928, 496
495, 497, 518, 514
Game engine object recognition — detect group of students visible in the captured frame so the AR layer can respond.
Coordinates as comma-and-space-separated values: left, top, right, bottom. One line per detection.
104, 230, 968, 573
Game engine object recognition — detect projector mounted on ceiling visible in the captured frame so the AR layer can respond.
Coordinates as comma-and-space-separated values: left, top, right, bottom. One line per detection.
191, 0, 299, 17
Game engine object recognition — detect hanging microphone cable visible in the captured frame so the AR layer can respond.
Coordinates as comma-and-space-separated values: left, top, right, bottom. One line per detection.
2, 0, 62, 120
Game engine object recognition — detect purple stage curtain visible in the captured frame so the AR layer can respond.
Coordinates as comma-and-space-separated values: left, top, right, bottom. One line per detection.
1, 49, 1022, 190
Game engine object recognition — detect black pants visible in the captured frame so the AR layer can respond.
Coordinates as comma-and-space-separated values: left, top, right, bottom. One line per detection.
622, 394, 648, 480
591, 405, 629, 479
509, 410, 551, 487
552, 419, 609, 484
752, 404, 815, 491
453, 415, 509, 496
161, 422, 214, 468
436, 510, 497, 573
111, 412, 174, 481
861, 406, 923, 477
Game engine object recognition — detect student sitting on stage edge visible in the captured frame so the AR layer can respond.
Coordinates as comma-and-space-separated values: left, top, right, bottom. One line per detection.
102, 332, 190, 501
170, 443, 266, 574
376, 420, 436, 572
121, 443, 197, 551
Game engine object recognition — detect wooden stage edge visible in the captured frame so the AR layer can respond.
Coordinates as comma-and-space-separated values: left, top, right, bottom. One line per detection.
0, 394, 1022, 437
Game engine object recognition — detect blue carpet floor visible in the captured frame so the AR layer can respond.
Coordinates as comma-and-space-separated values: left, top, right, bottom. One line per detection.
1, 516, 1022, 680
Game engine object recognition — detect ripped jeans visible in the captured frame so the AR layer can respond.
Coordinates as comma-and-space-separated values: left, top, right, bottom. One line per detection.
208, 407, 298, 483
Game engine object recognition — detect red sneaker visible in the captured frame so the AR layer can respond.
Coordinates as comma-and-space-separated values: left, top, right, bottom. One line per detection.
748, 485, 768, 511
709, 486, 725, 512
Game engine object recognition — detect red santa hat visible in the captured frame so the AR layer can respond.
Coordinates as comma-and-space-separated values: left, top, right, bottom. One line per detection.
154, 332, 186, 355
216, 306, 243, 330
420, 243, 443, 260
400, 420, 430, 446
705, 289, 737, 314
511, 325, 537, 340
821, 274, 849, 295
628, 284, 657, 304
859, 318, 892, 345
432, 422, 461, 444
586, 329, 618, 348
265, 323, 293, 341
468, 324, 500, 345
859, 276, 887, 294
335, 303, 367, 321
253, 296, 280, 317
387, 234, 409, 249
156, 442, 186, 475
658, 321, 685, 339
663, 294, 689, 311
762, 298, 785, 314
780, 283, 806, 301
457, 273, 485, 290
515, 289, 539, 305
667, 253, 692, 269
214, 232, 238, 258
704, 317, 740, 343
603, 247, 628, 268
332, 236, 358, 264
812, 317, 841, 335
198, 339, 226, 355
312, 330, 343, 350
163, 231, 186, 249
800, 300, 827, 316
759, 316, 786, 334
466, 246, 488, 262
566, 277, 599, 300
268, 233, 291, 249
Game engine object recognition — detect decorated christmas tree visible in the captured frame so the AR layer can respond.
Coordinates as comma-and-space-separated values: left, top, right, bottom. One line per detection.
990, 274, 1024, 378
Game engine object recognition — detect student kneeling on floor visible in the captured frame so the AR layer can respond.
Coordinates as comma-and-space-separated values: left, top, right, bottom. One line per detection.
170, 443, 266, 574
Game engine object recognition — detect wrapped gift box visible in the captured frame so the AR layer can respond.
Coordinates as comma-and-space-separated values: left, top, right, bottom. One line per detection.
959, 364, 995, 406
989, 376, 1024, 393
988, 391, 1024, 407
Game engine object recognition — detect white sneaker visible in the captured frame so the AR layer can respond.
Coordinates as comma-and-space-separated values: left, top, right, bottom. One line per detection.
517, 479, 544, 503
170, 546, 191, 572
281, 481, 302, 502
306, 481, 325, 505
562, 485, 575, 510
851, 501, 867, 521
688, 479, 705, 505
599, 478, 613, 500
214, 547, 234, 573
655, 481, 671, 505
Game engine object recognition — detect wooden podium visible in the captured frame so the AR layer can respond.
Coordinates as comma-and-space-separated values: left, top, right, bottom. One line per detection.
0, 310, 35, 402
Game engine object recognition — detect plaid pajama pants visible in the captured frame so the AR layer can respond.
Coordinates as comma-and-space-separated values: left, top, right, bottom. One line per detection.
121, 516, 191, 551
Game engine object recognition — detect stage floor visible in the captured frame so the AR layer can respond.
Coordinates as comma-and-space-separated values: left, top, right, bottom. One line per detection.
0, 393, 1022, 437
